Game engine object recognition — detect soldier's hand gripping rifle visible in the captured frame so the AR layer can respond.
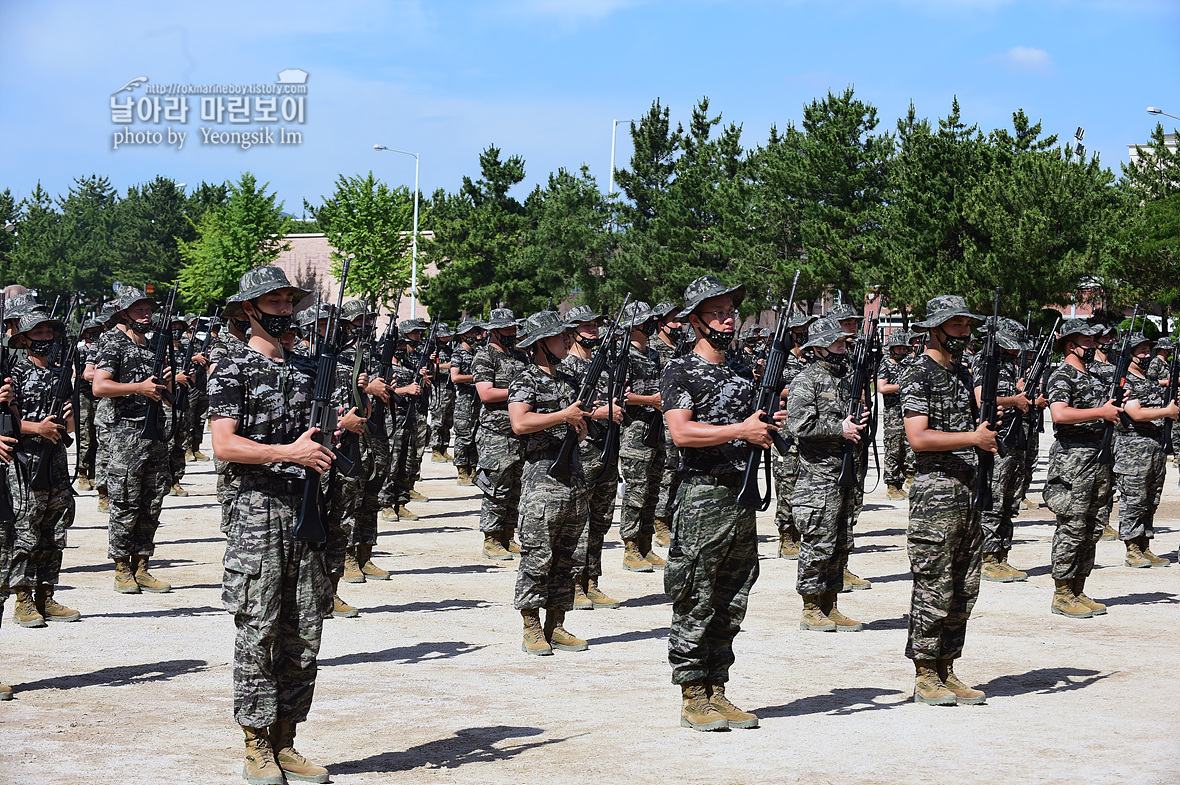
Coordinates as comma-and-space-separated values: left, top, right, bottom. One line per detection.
140, 287, 178, 442
736, 272, 800, 510
194, 307, 219, 395
971, 287, 1006, 511
1096, 307, 1139, 466
0, 298, 20, 524
593, 305, 639, 482
1164, 339, 1180, 455
295, 258, 355, 545
31, 316, 79, 492
549, 294, 630, 485
367, 309, 400, 440
401, 319, 440, 430
1002, 318, 1060, 450
837, 294, 883, 491
337, 311, 372, 479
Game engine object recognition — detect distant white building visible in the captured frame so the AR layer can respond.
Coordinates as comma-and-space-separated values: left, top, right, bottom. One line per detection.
1127, 133, 1177, 168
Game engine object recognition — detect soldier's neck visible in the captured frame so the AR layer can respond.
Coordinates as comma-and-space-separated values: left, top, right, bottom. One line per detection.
248, 327, 284, 361
693, 341, 725, 364
631, 332, 648, 351
117, 323, 148, 347
657, 330, 675, 348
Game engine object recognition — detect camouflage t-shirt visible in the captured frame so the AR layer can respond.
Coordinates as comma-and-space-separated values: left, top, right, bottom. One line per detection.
471, 344, 529, 436
12, 357, 71, 452
878, 357, 904, 409
451, 343, 477, 403
899, 353, 977, 474
507, 363, 580, 463
1119, 371, 1166, 439
209, 333, 246, 369
661, 351, 756, 476
626, 342, 662, 417
559, 352, 610, 449
786, 361, 850, 468
970, 352, 1021, 426
93, 327, 156, 423
1089, 358, 1115, 388
1046, 361, 1107, 443
207, 345, 315, 480
651, 337, 676, 370
1147, 355, 1169, 385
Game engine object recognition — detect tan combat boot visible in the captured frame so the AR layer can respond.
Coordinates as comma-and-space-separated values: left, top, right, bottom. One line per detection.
442, 449, 454, 461
1051, 578, 1093, 618
586, 577, 621, 609
680, 682, 728, 731
242, 726, 284, 785
912, 660, 957, 705
707, 683, 758, 728
936, 660, 985, 705
113, 558, 140, 594
76, 476, 92, 491
329, 577, 359, 619
842, 568, 872, 592
396, 504, 419, 521
36, 585, 80, 622
270, 719, 329, 783
573, 577, 594, 610
483, 534, 512, 561
800, 595, 836, 632
431, 448, 447, 463
778, 531, 800, 560
1020, 496, 1037, 509
1100, 523, 1118, 541
502, 527, 521, 555
0, 681, 11, 701
1140, 536, 1169, 566
97, 489, 110, 511
358, 545, 390, 580
12, 588, 46, 628
998, 552, 1028, 582
190, 449, 210, 462
170, 483, 189, 497
342, 550, 365, 584
408, 488, 429, 502
622, 539, 654, 572
886, 485, 908, 499
456, 468, 474, 486
820, 591, 862, 632
1125, 541, 1152, 568
133, 556, 172, 593
521, 609, 552, 656
1071, 577, 1107, 616
639, 533, 666, 569
544, 608, 588, 652
653, 516, 672, 548
380, 505, 397, 520
981, 553, 1012, 582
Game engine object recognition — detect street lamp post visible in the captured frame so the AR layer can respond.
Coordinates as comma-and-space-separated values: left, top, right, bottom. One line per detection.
1148, 107, 1180, 122
608, 119, 633, 195
373, 144, 420, 319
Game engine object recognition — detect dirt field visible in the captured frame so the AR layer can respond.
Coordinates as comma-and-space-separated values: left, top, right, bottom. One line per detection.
3, 435, 1178, 785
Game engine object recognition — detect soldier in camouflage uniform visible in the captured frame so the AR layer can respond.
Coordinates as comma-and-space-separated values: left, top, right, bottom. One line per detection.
900, 295, 992, 706
209, 301, 251, 533
561, 305, 624, 610
650, 301, 681, 547
378, 326, 428, 522
972, 318, 1033, 583
472, 309, 529, 560
879, 329, 911, 499
1088, 323, 1121, 541
84, 307, 118, 512
92, 287, 174, 595
508, 311, 593, 655
208, 266, 334, 785
1115, 334, 1175, 568
449, 320, 482, 486
773, 313, 815, 559
401, 319, 434, 504
7, 313, 79, 627
167, 312, 197, 497
430, 324, 456, 463
1044, 318, 1120, 619
1148, 338, 1176, 459
618, 301, 667, 573
0, 374, 20, 699
787, 316, 869, 633
662, 275, 786, 732
185, 314, 213, 462
74, 316, 104, 491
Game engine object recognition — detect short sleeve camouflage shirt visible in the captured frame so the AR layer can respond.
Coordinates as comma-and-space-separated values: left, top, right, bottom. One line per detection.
93, 327, 156, 422
1046, 361, 1106, 443
900, 353, 978, 474
471, 345, 529, 435
507, 363, 580, 462
661, 351, 756, 476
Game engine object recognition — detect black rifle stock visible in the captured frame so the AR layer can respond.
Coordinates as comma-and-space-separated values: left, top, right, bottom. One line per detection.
1164, 342, 1180, 455
737, 270, 800, 510
0, 298, 18, 524
140, 288, 177, 441
837, 301, 883, 490
971, 287, 1004, 511
1096, 308, 1139, 466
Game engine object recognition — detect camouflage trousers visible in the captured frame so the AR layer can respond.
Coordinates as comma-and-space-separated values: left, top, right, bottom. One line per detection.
619, 419, 664, 541
572, 449, 618, 579
77, 394, 97, 480
665, 475, 759, 685
430, 387, 455, 452
1114, 435, 1165, 542
655, 422, 680, 521
381, 415, 421, 508
216, 461, 241, 534
475, 429, 523, 535
8, 447, 74, 587
0, 518, 11, 623
773, 445, 800, 538
451, 392, 478, 470
794, 463, 856, 596
1021, 423, 1041, 500
352, 431, 390, 548
882, 407, 910, 488
905, 470, 982, 663
979, 447, 1026, 554
1044, 443, 1113, 580
222, 474, 332, 728
325, 434, 368, 577
409, 415, 429, 485
514, 460, 589, 611
169, 407, 188, 485
106, 422, 171, 561
187, 389, 209, 453
94, 410, 113, 494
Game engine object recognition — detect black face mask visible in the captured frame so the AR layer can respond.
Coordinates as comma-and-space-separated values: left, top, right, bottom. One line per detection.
817, 350, 849, 377
574, 333, 600, 350
231, 317, 251, 334
1077, 346, 1097, 364
496, 332, 518, 350
698, 323, 734, 352
252, 311, 293, 338
663, 325, 683, 343
640, 321, 657, 337
171, 329, 184, 342
129, 319, 152, 335
1134, 354, 1153, 372
939, 330, 969, 357
27, 338, 56, 357
890, 349, 909, 361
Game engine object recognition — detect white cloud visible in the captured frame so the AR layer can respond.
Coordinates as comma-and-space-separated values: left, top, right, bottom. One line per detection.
983, 45, 1055, 74
506, 0, 647, 21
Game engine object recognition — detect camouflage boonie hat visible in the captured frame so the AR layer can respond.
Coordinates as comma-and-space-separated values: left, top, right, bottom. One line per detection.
995, 317, 1028, 352
341, 300, 379, 322
399, 317, 428, 334
454, 319, 480, 336
436, 323, 453, 339
296, 303, 336, 328
8, 312, 65, 348
223, 294, 245, 320
1155, 337, 1174, 350
886, 329, 910, 348
1092, 322, 1117, 341
788, 312, 818, 330
677, 275, 745, 319
827, 303, 863, 322
518, 311, 566, 349
1127, 332, 1153, 352
1056, 317, 1102, 351
484, 308, 517, 330
82, 315, 106, 332
563, 305, 603, 327
621, 300, 654, 326
236, 265, 310, 302
803, 316, 847, 349
913, 295, 983, 329
651, 301, 678, 320
4, 293, 42, 320
114, 286, 155, 313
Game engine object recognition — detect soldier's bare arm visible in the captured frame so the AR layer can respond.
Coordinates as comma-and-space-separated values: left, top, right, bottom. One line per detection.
210, 415, 333, 473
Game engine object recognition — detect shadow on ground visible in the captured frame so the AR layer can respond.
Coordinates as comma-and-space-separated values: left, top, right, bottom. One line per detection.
13, 658, 212, 693
333, 725, 569, 774
320, 641, 485, 667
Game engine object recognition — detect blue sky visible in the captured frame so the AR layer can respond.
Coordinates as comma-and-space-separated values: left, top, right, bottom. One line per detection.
1, 0, 1177, 212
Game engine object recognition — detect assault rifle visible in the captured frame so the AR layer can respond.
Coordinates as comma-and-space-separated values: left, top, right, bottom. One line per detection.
549, 294, 630, 485
295, 259, 354, 545
737, 271, 799, 510
0, 298, 19, 524
192, 307, 220, 395
837, 295, 883, 490
393, 319, 440, 492
1096, 308, 1139, 466
31, 313, 79, 491
593, 306, 640, 482
1164, 340, 1180, 455
971, 287, 1005, 511
141, 287, 177, 442
337, 311, 372, 478
1002, 319, 1059, 450
367, 308, 400, 440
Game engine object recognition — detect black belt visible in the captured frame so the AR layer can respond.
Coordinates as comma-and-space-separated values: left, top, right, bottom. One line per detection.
679, 472, 742, 490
